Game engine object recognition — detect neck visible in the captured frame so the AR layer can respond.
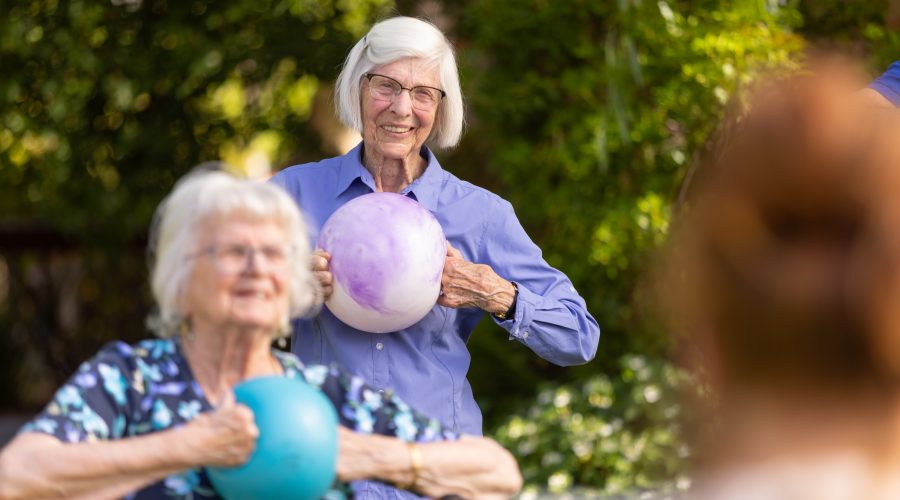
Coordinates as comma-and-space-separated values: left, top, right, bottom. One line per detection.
181, 322, 282, 405
363, 147, 426, 193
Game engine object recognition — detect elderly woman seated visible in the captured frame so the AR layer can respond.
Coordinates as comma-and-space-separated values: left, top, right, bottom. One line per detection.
0, 169, 522, 499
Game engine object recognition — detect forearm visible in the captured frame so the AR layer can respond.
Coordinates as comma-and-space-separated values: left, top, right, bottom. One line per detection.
66, 477, 163, 500
336, 429, 522, 498
414, 437, 522, 498
0, 430, 199, 499
336, 428, 412, 485
479, 275, 516, 316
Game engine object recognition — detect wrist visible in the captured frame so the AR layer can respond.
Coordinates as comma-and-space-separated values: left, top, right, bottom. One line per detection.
493, 282, 518, 320
395, 442, 423, 492
168, 423, 207, 469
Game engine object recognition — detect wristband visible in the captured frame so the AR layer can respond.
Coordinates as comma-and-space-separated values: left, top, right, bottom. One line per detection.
396, 442, 423, 491
494, 282, 518, 320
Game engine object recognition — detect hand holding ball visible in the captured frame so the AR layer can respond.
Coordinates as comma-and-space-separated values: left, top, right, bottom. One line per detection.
317, 193, 446, 333
206, 376, 338, 500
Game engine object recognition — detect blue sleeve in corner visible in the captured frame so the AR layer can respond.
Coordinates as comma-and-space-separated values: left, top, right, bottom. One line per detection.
870, 61, 900, 106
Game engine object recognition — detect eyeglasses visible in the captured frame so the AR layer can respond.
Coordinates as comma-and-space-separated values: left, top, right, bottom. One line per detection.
364, 73, 446, 111
189, 243, 293, 276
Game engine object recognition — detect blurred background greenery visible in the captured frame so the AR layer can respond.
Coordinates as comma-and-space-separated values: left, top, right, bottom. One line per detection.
2, 0, 899, 495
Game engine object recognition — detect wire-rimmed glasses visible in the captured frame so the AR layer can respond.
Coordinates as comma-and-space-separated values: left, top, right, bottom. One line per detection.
364, 73, 445, 111
189, 243, 293, 276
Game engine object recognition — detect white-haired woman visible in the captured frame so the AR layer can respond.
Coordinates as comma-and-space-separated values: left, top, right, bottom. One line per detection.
273, 16, 599, 497
0, 169, 522, 499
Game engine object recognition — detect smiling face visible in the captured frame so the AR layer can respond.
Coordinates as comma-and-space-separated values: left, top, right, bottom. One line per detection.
181, 215, 290, 334
361, 57, 441, 165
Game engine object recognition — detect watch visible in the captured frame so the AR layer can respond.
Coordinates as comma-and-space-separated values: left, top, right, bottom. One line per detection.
494, 282, 518, 320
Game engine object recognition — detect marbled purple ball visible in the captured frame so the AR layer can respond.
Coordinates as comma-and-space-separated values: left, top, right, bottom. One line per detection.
317, 192, 446, 333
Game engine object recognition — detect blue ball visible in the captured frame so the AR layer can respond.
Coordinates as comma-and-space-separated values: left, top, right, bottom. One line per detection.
206, 376, 339, 500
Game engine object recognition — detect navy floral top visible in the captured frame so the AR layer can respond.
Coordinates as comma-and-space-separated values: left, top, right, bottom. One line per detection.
21, 338, 457, 499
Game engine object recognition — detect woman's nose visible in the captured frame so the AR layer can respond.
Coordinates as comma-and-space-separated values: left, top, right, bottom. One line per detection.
389, 89, 413, 115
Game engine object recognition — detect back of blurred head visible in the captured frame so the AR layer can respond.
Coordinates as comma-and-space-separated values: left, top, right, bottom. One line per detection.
670, 63, 900, 450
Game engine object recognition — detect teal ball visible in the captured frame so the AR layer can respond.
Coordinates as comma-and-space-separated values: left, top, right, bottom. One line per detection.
206, 376, 339, 500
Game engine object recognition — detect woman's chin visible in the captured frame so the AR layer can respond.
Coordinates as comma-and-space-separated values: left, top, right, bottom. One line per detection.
225, 311, 282, 334
368, 141, 419, 160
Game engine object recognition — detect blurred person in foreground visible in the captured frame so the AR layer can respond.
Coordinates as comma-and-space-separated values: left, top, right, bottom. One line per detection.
273, 16, 599, 497
666, 65, 900, 499
0, 169, 522, 499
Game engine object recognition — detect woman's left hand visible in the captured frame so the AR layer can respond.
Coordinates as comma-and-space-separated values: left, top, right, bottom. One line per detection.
438, 243, 516, 315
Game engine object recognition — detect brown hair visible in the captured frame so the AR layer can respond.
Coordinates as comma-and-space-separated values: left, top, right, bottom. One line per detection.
669, 67, 900, 400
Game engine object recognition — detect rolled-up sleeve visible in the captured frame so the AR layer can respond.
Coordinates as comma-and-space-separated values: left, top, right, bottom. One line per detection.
483, 199, 600, 366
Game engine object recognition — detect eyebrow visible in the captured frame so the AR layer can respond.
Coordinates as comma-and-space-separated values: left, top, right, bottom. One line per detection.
376, 73, 440, 88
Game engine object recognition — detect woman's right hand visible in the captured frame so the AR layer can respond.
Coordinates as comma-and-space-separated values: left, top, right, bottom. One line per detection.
185, 395, 259, 468
311, 249, 333, 300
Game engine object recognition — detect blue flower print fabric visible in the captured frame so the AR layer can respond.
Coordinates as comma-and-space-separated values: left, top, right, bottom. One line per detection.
20, 338, 456, 499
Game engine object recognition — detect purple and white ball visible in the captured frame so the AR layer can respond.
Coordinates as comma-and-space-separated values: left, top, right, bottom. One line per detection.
317, 192, 446, 333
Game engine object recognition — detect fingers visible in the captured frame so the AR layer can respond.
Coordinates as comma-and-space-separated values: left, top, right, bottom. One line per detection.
445, 241, 463, 259
314, 270, 333, 287
223, 403, 259, 466
311, 251, 331, 272
315, 271, 333, 299
189, 397, 260, 467
311, 250, 334, 299
234, 404, 259, 441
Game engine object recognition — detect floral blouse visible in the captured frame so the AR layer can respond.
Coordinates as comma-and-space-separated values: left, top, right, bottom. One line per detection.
21, 338, 457, 499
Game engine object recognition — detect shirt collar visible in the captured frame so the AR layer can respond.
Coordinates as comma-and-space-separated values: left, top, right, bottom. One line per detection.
335, 142, 370, 197
404, 146, 443, 212
335, 142, 444, 213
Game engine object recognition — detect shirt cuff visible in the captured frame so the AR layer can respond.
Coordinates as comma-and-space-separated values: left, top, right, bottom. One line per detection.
495, 282, 535, 341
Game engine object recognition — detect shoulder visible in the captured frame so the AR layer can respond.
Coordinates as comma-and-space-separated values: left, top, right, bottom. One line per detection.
85, 339, 181, 392
274, 349, 305, 376
91, 338, 178, 365
272, 154, 345, 186
273, 350, 336, 389
434, 168, 512, 212
88, 339, 149, 369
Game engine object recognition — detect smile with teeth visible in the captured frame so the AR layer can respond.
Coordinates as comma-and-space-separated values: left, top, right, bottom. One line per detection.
382, 125, 413, 133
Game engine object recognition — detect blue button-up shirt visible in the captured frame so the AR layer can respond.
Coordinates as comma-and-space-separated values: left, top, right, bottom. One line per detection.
273, 144, 599, 497
273, 142, 600, 431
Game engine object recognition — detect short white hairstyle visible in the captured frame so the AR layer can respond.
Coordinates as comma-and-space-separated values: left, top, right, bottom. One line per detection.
335, 16, 465, 149
147, 168, 321, 338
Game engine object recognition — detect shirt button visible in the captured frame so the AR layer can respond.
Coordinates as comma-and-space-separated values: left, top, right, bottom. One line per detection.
375, 342, 384, 351
523, 331, 529, 340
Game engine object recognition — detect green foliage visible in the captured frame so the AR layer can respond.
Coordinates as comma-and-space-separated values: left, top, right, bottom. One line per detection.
796, 0, 887, 41
0, 0, 391, 240
457, 0, 803, 429
0, 0, 392, 407
495, 355, 694, 496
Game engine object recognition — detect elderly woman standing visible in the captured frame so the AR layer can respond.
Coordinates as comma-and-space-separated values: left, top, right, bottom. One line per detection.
0, 170, 521, 499
273, 17, 598, 492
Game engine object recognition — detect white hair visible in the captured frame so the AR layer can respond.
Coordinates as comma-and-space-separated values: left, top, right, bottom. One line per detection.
147, 168, 321, 338
335, 16, 465, 149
